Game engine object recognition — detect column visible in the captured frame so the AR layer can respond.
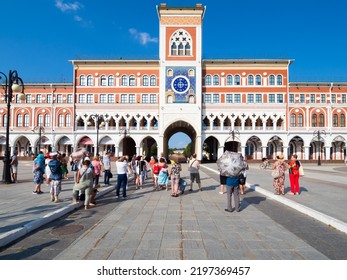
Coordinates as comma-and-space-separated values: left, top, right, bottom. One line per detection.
304, 146, 310, 160
241, 146, 246, 158
218, 146, 224, 160
325, 146, 331, 160
115, 146, 119, 157
283, 146, 289, 160
262, 146, 267, 158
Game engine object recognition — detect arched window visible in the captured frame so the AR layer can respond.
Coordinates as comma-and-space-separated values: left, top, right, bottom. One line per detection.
340, 114, 345, 127
24, 114, 29, 127
129, 75, 136, 86
269, 75, 275, 85
333, 114, 338, 127
58, 114, 64, 127
248, 75, 254, 85
79, 75, 86, 86
66, 115, 71, 127
87, 75, 93, 86
121, 75, 128, 86
226, 75, 233, 85
100, 75, 107, 86
167, 95, 173, 103
17, 114, 23, 127
45, 114, 50, 127
319, 114, 324, 127
205, 75, 212, 86
142, 75, 149, 86
150, 75, 156, 86
290, 114, 296, 127
234, 75, 241, 85
169, 29, 193, 56
277, 75, 283, 85
256, 75, 262, 85
298, 114, 303, 127
312, 114, 317, 127
213, 75, 219, 85
108, 75, 114, 86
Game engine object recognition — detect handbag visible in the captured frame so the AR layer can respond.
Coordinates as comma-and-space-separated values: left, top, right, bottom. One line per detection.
299, 165, 304, 176
109, 172, 113, 178
271, 168, 283, 179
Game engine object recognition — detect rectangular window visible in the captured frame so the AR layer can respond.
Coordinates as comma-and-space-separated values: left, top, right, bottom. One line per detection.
66, 115, 71, 127
331, 94, 336, 103
36, 94, 42, 103
59, 115, 64, 127
298, 115, 303, 127
67, 94, 73, 103
45, 115, 50, 127
247, 94, 254, 103
213, 94, 219, 103
204, 94, 212, 103
290, 114, 296, 127
321, 94, 326, 103
46, 94, 52, 103
149, 94, 157, 103
38, 115, 43, 126
341, 94, 346, 103
142, 94, 149, 103
225, 94, 232, 103
56, 94, 63, 103
310, 94, 315, 103
24, 115, 29, 127
234, 94, 241, 103
289, 94, 294, 103
269, 94, 275, 103
86, 94, 93, 103
108, 94, 115, 103
26, 94, 32, 103
120, 94, 127, 103
277, 94, 284, 103
78, 95, 86, 103
255, 94, 262, 103
300, 94, 305, 103
99, 94, 107, 103
129, 94, 136, 103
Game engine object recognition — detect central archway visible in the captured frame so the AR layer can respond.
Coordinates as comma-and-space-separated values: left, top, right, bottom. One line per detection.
163, 120, 197, 158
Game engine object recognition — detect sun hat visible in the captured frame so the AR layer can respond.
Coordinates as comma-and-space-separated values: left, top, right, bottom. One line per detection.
49, 152, 58, 157
276, 153, 284, 160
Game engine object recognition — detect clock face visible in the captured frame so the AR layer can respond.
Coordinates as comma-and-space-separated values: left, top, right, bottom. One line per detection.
171, 75, 190, 94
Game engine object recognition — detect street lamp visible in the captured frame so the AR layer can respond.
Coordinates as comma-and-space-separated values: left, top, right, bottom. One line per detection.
229, 129, 240, 152
1, 70, 25, 184
119, 127, 130, 156
313, 130, 326, 166
87, 114, 107, 155
32, 126, 45, 155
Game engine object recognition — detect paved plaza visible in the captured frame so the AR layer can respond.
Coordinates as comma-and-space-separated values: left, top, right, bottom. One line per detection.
0, 160, 346, 259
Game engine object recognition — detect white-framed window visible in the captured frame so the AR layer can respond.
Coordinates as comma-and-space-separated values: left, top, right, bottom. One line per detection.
86, 94, 93, 103
300, 94, 305, 103
290, 114, 296, 127
80, 75, 86, 86
277, 94, 284, 103
24, 114, 29, 127
17, 114, 23, 126
269, 75, 275, 86
46, 94, 52, 103
269, 94, 275, 103
58, 114, 64, 127
169, 29, 193, 56
99, 94, 107, 103
56, 94, 63, 103
36, 94, 42, 103
129, 75, 136, 86
248, 75, 254, 86
78, 95, 86, 103
226, 75, 233, 85
277, 75, 283, 85
26, 94, 32, 103
45, 114, 50, 127
226, 94, 233, 103
213, 94, 219, 103
120, 94, 127, 103
87, 75, 93, 86
342, 94, 346, 103
143, 75, 149, 86
289, 94, 294, 103
66, 115, 71, 127
150, 75, 156, 86
310, 94, 315, 103
121, 75, 128, 86
234, 75, 240, 85
256, 75, 262, 85
331, 94, 336, 103
108, 94, 115, 103
150, 94, 157, 103
298, 114, 303, 127
142, 94, 149, 103
204, 94, 212, 103
67, 94, 73, 103
247, 94, 254, 103
100, 75, 107, 86
234, 94, 241, 103
108, 75, 114, 86
213, 75, 219, 86
205, 75, 212, 86
321, 94, 326, 103
38, 114, 44, 126
129, 94, 136, 103
255, 94, 262, 103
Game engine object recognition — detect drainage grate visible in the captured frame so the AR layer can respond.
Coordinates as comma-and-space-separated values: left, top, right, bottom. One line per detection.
51, 225, 84, 236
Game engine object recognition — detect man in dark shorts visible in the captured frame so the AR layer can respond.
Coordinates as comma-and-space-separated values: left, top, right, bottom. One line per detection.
188, 153, 201, 191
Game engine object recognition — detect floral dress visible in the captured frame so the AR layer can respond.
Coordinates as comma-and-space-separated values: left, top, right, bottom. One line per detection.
273, 161, 286, 194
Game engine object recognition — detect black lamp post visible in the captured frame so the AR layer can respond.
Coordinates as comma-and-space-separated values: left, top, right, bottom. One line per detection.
87, 114, 107, 155
0, 70, 25, 184
313, 130, 326, 166
32, 126, 45, 155
119, 127, 130, 156
229, 129, 240, 152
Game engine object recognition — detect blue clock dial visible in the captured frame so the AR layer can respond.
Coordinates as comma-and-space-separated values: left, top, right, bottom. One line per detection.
171, 75, 190, 94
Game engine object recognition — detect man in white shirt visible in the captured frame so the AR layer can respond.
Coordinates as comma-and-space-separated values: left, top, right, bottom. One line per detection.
115, 156, 129, 199
188, 153, 201, 191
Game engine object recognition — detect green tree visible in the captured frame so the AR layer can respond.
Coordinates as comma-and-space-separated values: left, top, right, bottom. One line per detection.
183, 142, 193, 158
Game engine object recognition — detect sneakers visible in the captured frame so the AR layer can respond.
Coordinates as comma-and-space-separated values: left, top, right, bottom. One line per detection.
219, 191, 224, 195
115, 195, 119, 199
32, 191, 37, 194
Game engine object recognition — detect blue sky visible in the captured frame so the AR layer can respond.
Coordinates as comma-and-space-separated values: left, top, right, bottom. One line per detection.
1, 0, 347, 147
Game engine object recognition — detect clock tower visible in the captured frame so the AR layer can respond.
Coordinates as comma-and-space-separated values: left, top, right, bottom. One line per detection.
157, 3, 205, 158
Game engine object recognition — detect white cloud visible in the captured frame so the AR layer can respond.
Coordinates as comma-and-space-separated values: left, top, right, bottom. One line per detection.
55, 0, 83, 13
74, 15, 83, 22
129, 28, 158, 45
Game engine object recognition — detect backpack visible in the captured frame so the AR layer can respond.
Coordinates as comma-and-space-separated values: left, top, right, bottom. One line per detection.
153, 164, 159, 175
217, 151, 245, 178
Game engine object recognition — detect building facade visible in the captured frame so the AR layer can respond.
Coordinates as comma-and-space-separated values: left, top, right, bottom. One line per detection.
1, 4, 346, 161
